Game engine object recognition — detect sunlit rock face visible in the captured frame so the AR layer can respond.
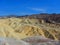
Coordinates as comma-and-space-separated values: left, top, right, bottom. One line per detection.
0, 18, 60, 40
0, 15, 60, 45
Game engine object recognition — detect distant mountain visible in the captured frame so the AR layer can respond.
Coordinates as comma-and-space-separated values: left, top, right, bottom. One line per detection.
20, 13, 60, 23
0, 13, 60, 23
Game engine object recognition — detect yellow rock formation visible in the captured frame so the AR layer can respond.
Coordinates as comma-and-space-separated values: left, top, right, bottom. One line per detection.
0, 18, 60, 41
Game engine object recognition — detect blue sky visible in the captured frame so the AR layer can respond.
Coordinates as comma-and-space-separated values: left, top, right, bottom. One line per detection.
0, 0, 60, 16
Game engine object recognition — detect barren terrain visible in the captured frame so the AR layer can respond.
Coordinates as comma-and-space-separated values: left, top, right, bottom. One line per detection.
0, 14, 60, 45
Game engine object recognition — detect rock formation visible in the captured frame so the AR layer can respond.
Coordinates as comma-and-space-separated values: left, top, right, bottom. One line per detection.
0, 17, 60, 41
0, 14, 60, 45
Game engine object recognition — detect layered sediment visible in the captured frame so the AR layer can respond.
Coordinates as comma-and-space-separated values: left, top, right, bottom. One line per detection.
0, 17, 60, 41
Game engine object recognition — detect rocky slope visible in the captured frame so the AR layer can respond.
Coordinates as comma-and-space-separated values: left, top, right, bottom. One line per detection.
0, 36, 59, 45
0, 14, 60, 45
0, 16, 60, 40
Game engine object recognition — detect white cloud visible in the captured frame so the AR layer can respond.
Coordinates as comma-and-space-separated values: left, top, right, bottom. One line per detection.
27, 7, 46, 13
20, 12, 33, 15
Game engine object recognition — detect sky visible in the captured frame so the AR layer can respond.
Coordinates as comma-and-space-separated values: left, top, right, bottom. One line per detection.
0, 0, 60, 16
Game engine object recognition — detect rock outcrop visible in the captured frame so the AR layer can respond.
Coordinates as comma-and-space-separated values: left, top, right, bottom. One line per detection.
0, 17, 60, 41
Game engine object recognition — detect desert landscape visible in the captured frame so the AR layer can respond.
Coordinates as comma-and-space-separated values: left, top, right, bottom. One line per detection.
0, 14, 60, 45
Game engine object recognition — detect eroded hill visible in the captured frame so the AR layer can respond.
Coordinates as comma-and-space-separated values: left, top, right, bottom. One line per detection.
0, 15, 60, 41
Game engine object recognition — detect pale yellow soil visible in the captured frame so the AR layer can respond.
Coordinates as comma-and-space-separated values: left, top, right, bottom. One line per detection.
0, 18, 60, 40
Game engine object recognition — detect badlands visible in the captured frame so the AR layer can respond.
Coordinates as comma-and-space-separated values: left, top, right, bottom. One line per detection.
0, 14, 60, 45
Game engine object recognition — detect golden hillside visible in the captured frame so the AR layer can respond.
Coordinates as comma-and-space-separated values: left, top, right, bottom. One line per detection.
0, 17, 60, 41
